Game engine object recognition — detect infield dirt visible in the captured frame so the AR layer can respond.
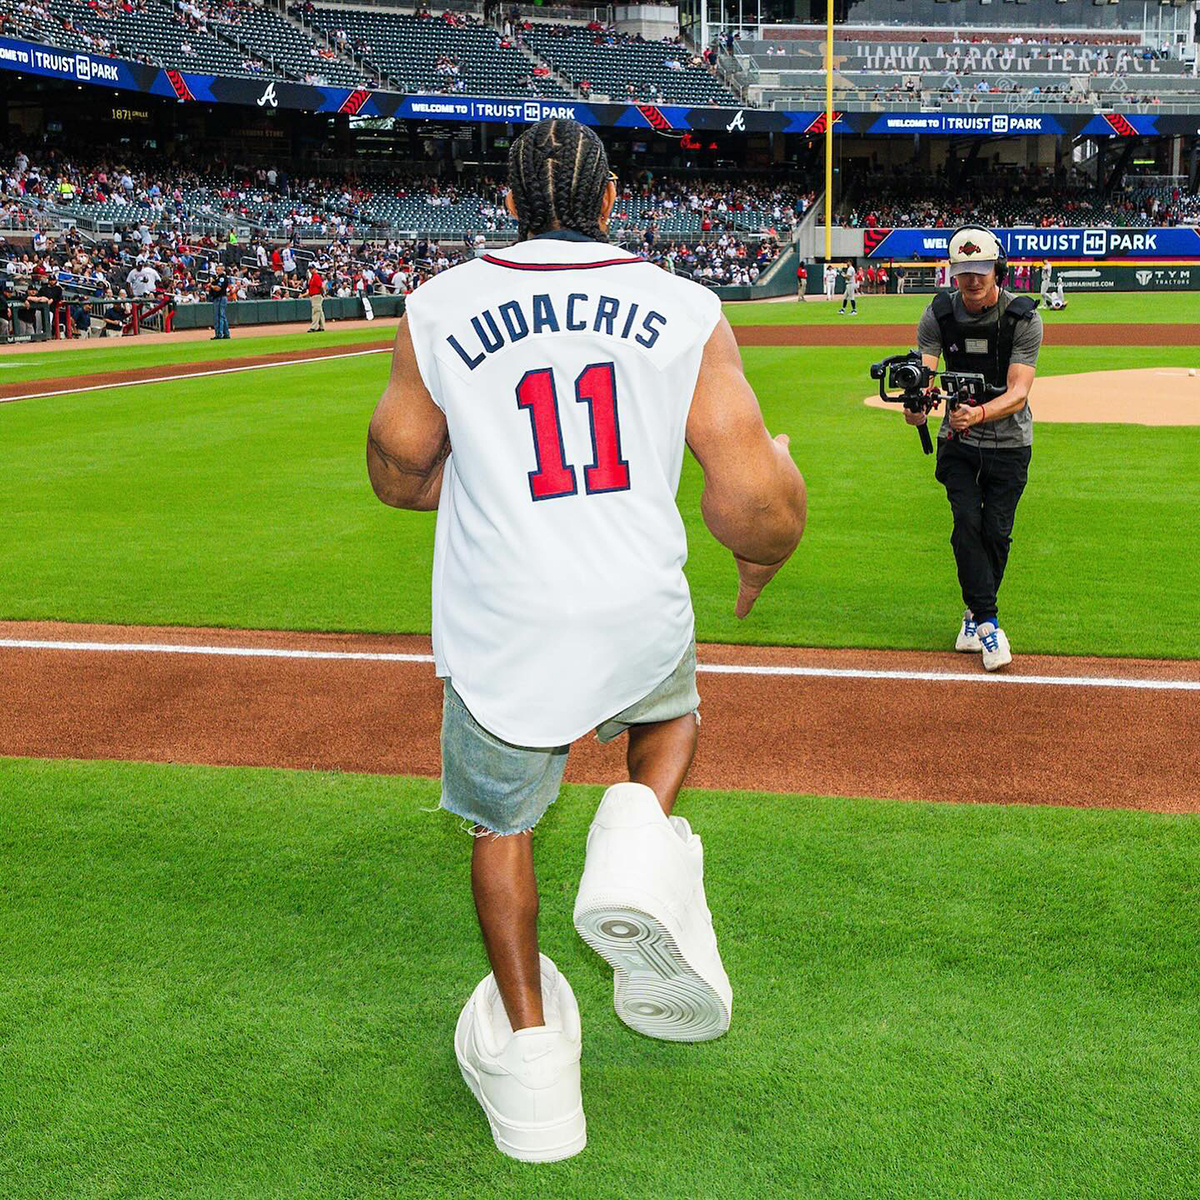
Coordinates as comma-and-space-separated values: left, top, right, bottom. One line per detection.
2, 621, 1196, 814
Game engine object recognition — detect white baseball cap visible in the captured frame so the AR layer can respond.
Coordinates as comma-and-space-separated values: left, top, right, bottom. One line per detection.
948, 227, 1001, 278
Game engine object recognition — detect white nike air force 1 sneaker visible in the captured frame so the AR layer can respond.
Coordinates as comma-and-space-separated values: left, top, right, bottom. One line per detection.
573, 783, 732, 1042
454, 953, 586, 1163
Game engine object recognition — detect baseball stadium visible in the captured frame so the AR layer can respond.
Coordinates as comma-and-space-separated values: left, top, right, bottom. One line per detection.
2, 0, 1199, 1194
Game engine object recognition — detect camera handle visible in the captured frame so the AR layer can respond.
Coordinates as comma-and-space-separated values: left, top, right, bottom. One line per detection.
877, 375, 935, 456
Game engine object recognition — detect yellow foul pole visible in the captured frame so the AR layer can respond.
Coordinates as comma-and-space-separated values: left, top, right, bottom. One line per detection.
823, 0, 833, 261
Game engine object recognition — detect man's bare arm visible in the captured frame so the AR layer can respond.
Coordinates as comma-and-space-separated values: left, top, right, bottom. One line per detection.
948, 361, 1035, 432
685, 315, 807, 617
367, 314, 450, 511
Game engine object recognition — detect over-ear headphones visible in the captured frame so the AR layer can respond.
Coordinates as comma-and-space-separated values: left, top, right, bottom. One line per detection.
949, 225, 1007, 285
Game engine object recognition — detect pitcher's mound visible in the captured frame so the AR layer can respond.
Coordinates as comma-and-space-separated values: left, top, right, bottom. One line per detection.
864, 367, 1200, 426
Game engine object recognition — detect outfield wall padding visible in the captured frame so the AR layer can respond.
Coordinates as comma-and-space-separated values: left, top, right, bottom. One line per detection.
171, 296, 405, 330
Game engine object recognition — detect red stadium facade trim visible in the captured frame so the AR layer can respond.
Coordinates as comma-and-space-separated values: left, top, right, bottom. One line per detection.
802, 112, 842, 135
338, 89, 371, 115
165, 70, 194, 102
636, 105, 673, 131
1104, 113, 1138, 137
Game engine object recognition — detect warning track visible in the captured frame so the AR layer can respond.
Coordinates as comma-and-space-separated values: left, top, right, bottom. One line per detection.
2, 621, 1196, 814
2, 321, 1198, 404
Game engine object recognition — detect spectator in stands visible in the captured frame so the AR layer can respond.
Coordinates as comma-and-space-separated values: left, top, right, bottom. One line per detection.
128, 259, 161, 298
25, 276, 63, 339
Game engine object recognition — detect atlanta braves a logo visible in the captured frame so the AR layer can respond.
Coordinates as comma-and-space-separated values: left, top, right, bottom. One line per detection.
257, 81, 278, 108
725, 109, 746, 132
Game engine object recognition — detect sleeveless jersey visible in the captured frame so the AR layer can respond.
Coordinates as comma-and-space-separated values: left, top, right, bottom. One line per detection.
404, 233, 722, 747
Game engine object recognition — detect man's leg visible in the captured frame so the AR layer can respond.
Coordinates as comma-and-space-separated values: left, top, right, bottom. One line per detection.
441, 681, 568, 1032
471, 831, 544, 1030
626, 712, 698, 818
979, 447, 1031, 606
936, 439, 998, 625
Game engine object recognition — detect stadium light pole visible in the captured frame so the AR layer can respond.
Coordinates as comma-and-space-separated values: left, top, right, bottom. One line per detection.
824, 0, 833, 261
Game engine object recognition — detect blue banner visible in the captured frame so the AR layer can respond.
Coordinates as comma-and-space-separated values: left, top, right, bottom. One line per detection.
865, 226, 1200, 261
864, 112, 1066, 136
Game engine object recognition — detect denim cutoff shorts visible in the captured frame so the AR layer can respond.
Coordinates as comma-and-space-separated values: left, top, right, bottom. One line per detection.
439, 641, 700, 836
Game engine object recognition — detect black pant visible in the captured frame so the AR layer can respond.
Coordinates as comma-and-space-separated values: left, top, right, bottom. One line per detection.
934, 438, 1031, 627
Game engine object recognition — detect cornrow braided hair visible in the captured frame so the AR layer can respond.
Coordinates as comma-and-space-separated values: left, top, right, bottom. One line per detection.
507, 118, 611, 243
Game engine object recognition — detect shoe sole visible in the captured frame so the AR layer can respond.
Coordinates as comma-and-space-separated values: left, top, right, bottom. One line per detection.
983, 652, 1013, 671
454, 1043, 587, 1163
574, 902, 730, 1043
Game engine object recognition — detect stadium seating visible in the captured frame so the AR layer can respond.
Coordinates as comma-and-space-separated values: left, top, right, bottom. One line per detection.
232, 5, 364, 84
525, 25, 739, 105
306, 7, 569, 97
42, 0, 275, 76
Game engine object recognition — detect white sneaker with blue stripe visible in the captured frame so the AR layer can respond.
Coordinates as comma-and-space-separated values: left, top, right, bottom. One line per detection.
955, 609, 982, 653
976, 621, 1012, 672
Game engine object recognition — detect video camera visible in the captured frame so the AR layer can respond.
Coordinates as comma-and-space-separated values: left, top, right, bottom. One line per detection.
870, 351, 1000, 455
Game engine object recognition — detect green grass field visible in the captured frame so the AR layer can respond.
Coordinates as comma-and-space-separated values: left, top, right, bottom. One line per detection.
2, 306, 1197, 655
2, 756, 1198, 1200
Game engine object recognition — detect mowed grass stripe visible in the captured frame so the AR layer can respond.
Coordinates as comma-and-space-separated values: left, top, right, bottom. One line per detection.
2, 342, 1198, 656
0, 323, 395, 385
1, 756, 1197, 1200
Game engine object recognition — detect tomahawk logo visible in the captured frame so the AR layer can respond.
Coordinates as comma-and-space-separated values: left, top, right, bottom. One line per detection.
725, 109, 746, 132
1136, 270, 1153, 286
257, 81, 279, 108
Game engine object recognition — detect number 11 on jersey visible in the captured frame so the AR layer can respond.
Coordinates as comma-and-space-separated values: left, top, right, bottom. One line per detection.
516, 361, 630, 502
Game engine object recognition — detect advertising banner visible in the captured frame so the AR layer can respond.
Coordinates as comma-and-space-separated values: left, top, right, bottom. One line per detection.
1054, 264, 1200, 291
864, 227, 1200, 262
862, 112, 1068, 137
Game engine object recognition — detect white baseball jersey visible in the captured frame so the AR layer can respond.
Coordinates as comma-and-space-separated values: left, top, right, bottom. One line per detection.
404, 233, 722, 747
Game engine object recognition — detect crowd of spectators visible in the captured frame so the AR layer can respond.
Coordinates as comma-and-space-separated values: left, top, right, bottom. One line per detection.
0, 143, 814, 339
843, 169, 1200, 230
606, 175, 815, 243
643, 236, 782, 286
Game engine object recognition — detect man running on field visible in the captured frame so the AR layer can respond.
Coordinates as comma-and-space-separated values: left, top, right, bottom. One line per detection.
367, 119, 806, 1164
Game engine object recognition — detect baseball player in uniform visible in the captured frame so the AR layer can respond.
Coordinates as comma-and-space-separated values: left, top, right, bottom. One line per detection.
839, 262, 858, 315
367, 120, 806, 1163
823, 261, 838, 301
906, 227, 1043, 671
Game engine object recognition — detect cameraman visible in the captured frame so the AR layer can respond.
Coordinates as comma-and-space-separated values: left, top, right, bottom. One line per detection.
905, 227, 1043, 671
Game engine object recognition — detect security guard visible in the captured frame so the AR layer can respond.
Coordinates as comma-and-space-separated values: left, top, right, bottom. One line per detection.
905, 226, 1043, 671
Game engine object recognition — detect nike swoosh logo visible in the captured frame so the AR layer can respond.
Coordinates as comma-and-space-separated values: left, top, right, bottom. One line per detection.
521, 1046, 556, 1063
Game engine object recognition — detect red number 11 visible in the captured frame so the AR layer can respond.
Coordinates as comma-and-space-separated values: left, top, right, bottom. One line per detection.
516, 361, 630, 502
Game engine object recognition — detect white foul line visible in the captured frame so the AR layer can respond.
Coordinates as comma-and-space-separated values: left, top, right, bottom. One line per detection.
0, 347, 391, 404
1, 637, 1197, 692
